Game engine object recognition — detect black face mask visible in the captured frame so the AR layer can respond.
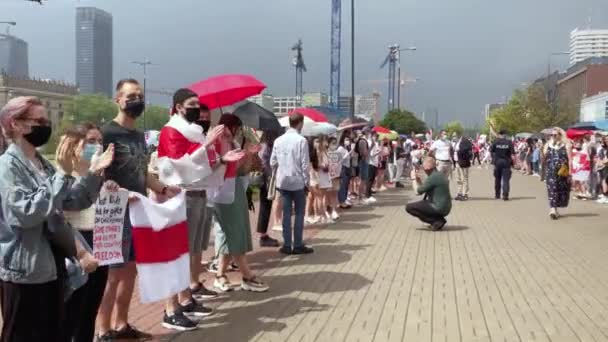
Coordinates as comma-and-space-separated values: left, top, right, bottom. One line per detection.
24, 125, 52, 147
195, 120, 211, 133
124, 99, 145, 118
184, 107, 200, 123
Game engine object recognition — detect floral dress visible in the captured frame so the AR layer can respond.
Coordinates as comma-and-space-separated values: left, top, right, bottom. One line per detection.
545, 143, 570, 208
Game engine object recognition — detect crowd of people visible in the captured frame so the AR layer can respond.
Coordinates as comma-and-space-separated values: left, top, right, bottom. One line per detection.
0, 78, 424, 341
1, 76, 606, 341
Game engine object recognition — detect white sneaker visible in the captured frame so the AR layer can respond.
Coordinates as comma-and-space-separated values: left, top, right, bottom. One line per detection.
331, 210, 339, 220
271, 225, 283, 232
345, 199, 353, 206
213, 276, 234, 293
367, 196, 378, 203
306, 216, 320, 225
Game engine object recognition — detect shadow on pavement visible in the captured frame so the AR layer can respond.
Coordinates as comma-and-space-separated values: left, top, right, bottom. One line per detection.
468, 196, 536, 201
329, 222, 372, 231
339, 213, 383, 222
560, 213, 599, 218
416, 225, 470, 232
179, 297, 330, 342
250, 243, 372, 271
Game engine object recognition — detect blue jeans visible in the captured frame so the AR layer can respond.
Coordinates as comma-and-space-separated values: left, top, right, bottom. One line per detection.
279, 189, 306, 249
338, 166, 351, 204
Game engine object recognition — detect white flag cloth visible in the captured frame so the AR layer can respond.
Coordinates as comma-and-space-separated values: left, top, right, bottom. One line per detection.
129, 192, 189, 303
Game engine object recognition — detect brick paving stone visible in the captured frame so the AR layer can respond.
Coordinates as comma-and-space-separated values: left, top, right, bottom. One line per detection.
118, 168, 608, 341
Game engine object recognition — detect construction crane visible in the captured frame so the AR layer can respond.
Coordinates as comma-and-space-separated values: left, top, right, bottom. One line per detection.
329, 0, 341, 109
380, 44, 400, 111
292, 39, 306, 107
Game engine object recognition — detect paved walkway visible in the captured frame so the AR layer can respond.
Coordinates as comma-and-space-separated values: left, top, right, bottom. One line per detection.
134, 168, 608, 342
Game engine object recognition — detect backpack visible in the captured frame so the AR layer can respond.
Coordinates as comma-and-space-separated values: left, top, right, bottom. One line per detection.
457, 139, 473, 167
354, 137, 366, 156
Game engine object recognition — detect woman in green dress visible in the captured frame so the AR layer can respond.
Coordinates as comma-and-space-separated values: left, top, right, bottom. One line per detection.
212, 114, 269, 293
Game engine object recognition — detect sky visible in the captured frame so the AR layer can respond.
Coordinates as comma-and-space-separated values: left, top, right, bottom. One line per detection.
3, 0, 608, 127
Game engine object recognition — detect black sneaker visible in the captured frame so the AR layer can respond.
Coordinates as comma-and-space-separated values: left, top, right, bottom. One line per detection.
191, 282, 218, 300
162, 311, 198, 331
279, 246, 292, 255
96, 330, 117, 342
179, 301, 214, 319
431, 219, 447, 231
292, 246, 314, 255
454, 194, 463, 201
503, 196, 509, 201
260, 235, 280, 247
113, 324, 152, 340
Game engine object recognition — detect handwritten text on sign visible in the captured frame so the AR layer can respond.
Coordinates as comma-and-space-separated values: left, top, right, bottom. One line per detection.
93, 190, 128, 266
328, 151, 342, 179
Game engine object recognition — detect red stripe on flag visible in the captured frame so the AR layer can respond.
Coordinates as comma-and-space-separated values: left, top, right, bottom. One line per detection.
132, 221, 189, 263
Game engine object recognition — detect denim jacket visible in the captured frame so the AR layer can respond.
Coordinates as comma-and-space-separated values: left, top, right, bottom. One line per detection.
0, 144, 102, 284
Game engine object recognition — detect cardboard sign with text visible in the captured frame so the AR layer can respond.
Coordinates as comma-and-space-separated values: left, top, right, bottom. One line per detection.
93, 190, 129, 266
328, 151, 342, 179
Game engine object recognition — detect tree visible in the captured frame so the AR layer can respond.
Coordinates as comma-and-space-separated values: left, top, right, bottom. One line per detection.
444, 121, 464, 137
487, 84, 577, 135
379, 109, 427, 134
43, 94, 170, 154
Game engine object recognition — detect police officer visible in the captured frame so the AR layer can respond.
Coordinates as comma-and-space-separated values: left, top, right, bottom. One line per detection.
490, 130, 516, 200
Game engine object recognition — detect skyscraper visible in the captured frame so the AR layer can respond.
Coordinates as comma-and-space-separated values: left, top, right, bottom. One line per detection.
76, 7, 113, 97
0, 34, 28, 78
570, 28, 608, 65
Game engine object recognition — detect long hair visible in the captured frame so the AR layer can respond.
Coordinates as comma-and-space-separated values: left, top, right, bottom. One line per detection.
308, 137, 319, 171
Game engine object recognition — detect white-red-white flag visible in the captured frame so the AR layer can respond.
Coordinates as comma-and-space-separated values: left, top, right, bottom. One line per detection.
129, 192, 189, 303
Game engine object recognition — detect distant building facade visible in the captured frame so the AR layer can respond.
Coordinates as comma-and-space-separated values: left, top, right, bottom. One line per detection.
355, 94, 379, 121
0, 34, 28, 78
302, 92, 329, 107
273, 96, 298, 116
484, 103, 505, 120
76, 7, 113, 97
248, 93, 274, 112
570, 28, 608, 65
337, 95, 353, 114
557, 57, 608, 115
0, 72, 78, 131
580, 92, 608, 121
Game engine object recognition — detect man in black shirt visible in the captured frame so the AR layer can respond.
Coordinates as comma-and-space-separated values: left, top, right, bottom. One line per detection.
490, 130, 516, 200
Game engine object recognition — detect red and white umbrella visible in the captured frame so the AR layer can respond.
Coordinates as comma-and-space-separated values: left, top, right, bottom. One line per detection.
288, 107, 329, 123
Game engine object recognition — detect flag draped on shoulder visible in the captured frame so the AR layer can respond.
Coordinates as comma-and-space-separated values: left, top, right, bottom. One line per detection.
129, 192, 189, 303
156, 114, 225, 190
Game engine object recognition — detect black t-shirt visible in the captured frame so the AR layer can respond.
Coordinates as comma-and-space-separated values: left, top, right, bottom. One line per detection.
490, 138, 515, 165
102, 121, 148, 195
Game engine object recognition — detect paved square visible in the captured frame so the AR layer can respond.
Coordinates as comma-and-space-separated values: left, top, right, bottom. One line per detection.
142, 168, 608, 342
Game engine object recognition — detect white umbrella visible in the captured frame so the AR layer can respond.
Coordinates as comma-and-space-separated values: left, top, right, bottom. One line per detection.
278, 116, 337, 136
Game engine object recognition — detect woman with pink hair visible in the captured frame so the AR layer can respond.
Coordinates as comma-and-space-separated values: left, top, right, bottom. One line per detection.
0, 96, 113, 341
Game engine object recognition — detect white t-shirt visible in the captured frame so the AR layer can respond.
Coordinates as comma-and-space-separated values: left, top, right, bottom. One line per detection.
431, 139, 452, 161
369, 144, 381, 166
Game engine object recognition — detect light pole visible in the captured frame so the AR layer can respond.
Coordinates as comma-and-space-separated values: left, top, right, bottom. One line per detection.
131, 59, 155, 131
397, 46, 416, 110
350, 0, 355, 119
546, 51, 569, 118
0, 21, 16, 35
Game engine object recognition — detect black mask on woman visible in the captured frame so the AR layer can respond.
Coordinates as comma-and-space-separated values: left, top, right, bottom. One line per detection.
124, 99, 145, 118
184, 107, 200, 123
24, 125, 52, 147
196, 120, 211, 133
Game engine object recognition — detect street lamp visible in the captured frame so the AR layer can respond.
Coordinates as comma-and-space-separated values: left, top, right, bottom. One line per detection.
0, 21, 16, 35
350, 0, 355, 119
397, 46, 416, 110
131, 59, 156, 131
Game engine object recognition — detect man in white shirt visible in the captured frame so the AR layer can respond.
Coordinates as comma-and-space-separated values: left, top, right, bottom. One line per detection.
270, 113, 314, 255
431, 130, 453, 179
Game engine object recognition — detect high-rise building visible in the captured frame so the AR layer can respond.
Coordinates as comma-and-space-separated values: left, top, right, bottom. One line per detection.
337, 95, 353, 114
0, 34, 28, 78
76, 7, 113, 97
570, 28, 608, 65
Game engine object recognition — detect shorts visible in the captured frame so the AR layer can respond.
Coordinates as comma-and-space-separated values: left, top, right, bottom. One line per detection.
379, 161, 387, 170
352, 165, 359, 177
186, 191, 212, 254
359, 163, 370, 181
331, 178, 340, 191
110, 207, 136, 269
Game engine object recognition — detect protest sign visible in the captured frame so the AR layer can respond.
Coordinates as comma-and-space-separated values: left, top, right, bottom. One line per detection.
93, 190, 129, 266
328, 151, 342, 179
